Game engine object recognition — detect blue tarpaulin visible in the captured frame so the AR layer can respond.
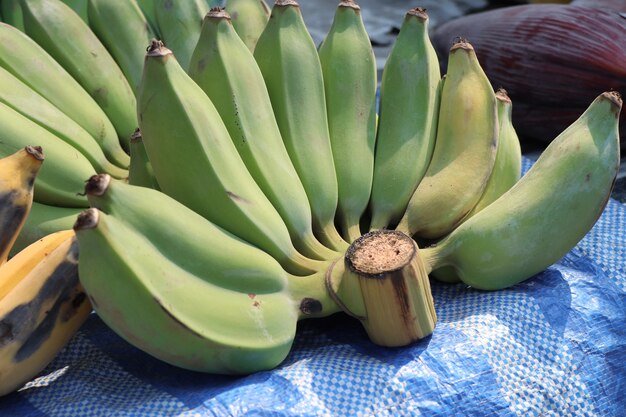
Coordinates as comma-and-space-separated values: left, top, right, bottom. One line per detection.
1, 159, 625, 416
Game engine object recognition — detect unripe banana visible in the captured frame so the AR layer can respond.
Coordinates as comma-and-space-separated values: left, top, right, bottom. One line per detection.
318, 0, 378, 242
21, 0, 138, 151
396, 39, 498, 240
254, 0, 347, 252
0, 147, 43, 265
10, 203, 82, 258
74, 208, 297, 374
154, 0, 208, 71
0, 102, 95, 208
0, 234, 91, 397
1, 0, 23, 30
226, 0, 270, 52
87, 0, 155, 94
84, 174, 288, 294
0, 23, 129, 169
59, 0, 88, 23
466, 88, 522, 218
128, 129, 159, 190
189, 9, 339, 261
136, 0, 160, 37
423, 91, 621, 290
369, 8, 441, 230
0, 66, 128, 179
138, 40, 323, 276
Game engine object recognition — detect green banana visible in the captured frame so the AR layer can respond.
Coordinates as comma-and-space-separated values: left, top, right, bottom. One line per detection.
226, 0, 270, 52
154, 0, 208, 71
318, 0, 377, 242
74, 208, 298, 374
189, 9, 339, 261
423, 91, 621, 290
87, 0, 155, 95
135, 0, 160, 37
368, 8, 441, 230
20, 0, 137, 151
10, 203, 83, 258
0, 102, 95, 208
0, 233, 91, 397
128, 129, 159, 190
138, 40, 324, 276
465, 88, 522, 218
396, 39, 498, 240
59, 0, 89, 22
253, 0, 347, 252
0, 147, 43, 264
0, 66, 127, 179
1, 0, 23, 30
0, 23, 129, 169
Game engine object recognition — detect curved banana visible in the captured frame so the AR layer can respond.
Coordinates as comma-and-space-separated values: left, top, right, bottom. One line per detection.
253, 0, 347, 252
369, 8, 441, 231
154, 0, 208, 71
318, 0, 377, 242
21, 0, 137, 151
396, 39, 498, 240
9, 203, 82, 258
138, 40, 324, 276
0, 66, 127, 179
0, 147, 43, 265
59, 0, 88, 23
466, 88, 522, 218
128, 129, 159, 190
136, 0, 160, 37
225, 0, 270, 52
0, 23, 129, 169
0, 102, 95, 208
87, 0, 155, 94
423, 91, 621, 290
0, 233, 91, 397
1, 0, 23, 30
74, 208, 297, 374
189, 9, 338, 261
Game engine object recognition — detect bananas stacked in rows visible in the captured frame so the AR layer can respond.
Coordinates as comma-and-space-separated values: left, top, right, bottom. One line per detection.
0, 0, 621, 381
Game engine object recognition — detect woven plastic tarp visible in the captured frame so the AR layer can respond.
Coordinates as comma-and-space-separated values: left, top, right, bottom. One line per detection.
1, 159, 625, 417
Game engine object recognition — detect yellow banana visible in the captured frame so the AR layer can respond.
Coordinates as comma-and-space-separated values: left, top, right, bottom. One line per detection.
0, 147, 43, 265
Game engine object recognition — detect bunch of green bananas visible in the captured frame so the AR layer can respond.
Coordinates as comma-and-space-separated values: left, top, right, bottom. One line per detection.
0, 0, 620, 378
0, 147, 92, 397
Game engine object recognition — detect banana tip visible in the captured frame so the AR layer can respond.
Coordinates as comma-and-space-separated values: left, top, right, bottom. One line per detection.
602, 91, 623, 109
84, 174, 111, 197
74, 208, 99, 231
450, 37, 473, 52
274, 0, 299, 7
338, 1, 360, 11
207, 7, 230, 19
130, 128, 143, 144
495, 88, 512, 104
25, 145, 44, 161
146, 39, 172, 57
407, 7, 428, 20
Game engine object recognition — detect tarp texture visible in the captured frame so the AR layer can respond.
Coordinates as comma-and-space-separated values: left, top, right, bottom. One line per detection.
1, 159, 625, 417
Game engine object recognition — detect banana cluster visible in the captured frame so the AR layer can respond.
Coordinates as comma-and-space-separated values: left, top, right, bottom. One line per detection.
0, 0, 620, 380
0, 147, 92, 397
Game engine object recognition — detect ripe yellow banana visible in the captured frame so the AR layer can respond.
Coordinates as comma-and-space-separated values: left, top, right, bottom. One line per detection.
369, 8, 441, 230
189, 9, 339, 261
154, 0, 208, 71
138, 40, 324, 276
128, 129, 159, 190
423, 91, 621, 290
253, 0, 348, 252
318, 0, 377, 242
0, 233, 91, 396
0, 23, 129, 169
0, 147, 43, 265
9, 203, 83, 258
0, 66, 128, 179
226, 0, 270, 52
87, 0, 155, 95
396, 39, 498, 240
21, 0, 138, 150
0, 103, 95, 208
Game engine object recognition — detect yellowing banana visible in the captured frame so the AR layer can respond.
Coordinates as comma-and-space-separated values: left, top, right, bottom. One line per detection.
226, 0, 270, 52
0, 147, 43, 265
254, 0, 347, 252
0, 233, 91, 397
396, 39, 498, 240
369, 8, 441, 231
318, 0, 377, 242
423, 91, 621, 290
